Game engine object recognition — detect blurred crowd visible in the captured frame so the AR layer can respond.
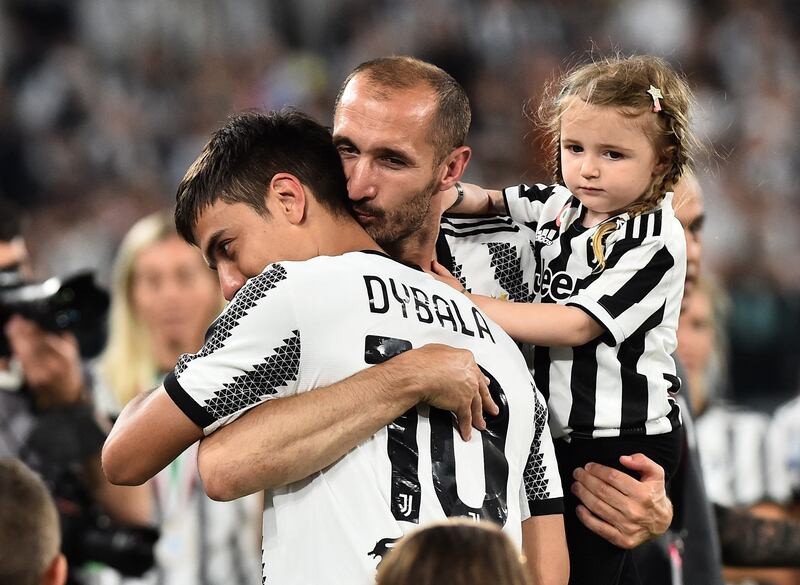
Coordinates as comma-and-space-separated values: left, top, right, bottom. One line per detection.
0, 0, 798, 412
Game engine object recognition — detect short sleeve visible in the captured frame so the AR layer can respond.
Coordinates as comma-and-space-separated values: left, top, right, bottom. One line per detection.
765, 397, 800, 504
568, 211, 686, 345
522, 387, 564, 516
164, 264, 301, 435
503, 184, 561, 228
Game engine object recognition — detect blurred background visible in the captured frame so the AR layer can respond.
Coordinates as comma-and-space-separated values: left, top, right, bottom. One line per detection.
0, 0, 798, 411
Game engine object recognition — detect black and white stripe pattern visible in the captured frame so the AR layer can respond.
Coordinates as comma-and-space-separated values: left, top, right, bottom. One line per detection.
439, 214, 537, 303
509, 183, 683, 439
438, 219, 562, 512
445, 185, 684, 439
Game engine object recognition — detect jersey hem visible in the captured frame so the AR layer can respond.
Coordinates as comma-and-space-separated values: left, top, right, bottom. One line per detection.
529, 497, 564, 516
164, 371, 215, 432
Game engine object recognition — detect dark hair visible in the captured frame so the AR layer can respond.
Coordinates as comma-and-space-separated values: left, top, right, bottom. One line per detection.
0, 458, 61, 585
334, 56, 471, 163
175, 109, 350, 244
376, 519, 531, 585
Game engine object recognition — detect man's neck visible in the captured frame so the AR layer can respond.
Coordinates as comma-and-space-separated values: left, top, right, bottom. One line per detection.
382, 211, 440, 272
317, 214, 384, 257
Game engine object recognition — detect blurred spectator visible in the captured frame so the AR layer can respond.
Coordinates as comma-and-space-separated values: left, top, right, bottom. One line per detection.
0, 457, 67, 585
94, 211, 261, 585
0, 196, 154, 584
376, 519, 531, 585
680, 276, 800, 585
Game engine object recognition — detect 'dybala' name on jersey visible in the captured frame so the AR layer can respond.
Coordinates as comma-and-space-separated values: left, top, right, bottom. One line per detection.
163, 250, 562, 585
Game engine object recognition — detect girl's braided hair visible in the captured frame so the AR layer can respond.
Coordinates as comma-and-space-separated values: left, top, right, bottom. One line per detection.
538, 54, 700, 270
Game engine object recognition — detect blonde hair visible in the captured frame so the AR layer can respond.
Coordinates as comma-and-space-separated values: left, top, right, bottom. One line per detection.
376, 519, 531, 585
540, 54, 700, 270
98, 211, 222, 407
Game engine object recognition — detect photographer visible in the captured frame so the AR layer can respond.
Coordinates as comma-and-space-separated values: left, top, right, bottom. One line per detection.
0, 198, 154, 584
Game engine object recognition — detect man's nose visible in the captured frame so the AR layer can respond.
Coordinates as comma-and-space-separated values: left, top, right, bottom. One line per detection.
685, 232, 702, 267
218, 266, 246, 301
346, 159, 378, 201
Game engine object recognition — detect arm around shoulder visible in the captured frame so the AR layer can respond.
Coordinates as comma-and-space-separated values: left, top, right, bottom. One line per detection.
197, 344, 496, 500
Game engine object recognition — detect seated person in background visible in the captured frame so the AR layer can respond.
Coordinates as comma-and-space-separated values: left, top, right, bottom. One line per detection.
96, 210, 262, 585
376, 518, 532, 585
0, 457, 67, 585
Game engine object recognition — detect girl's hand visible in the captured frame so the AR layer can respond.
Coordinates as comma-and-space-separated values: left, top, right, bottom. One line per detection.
431, 260, 465, 292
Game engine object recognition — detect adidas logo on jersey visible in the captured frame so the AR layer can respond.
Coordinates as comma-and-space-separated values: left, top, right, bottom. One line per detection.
535, 228, 558, 246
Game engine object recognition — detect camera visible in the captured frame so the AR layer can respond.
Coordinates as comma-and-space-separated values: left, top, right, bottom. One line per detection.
23, 404, 159, 582
0, 269, 110, 358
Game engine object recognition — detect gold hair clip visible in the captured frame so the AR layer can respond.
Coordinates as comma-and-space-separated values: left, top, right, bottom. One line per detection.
647, 85, 664, 112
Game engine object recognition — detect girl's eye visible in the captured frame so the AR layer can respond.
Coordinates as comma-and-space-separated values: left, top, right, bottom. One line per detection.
606, 151, 624, 160
565, 144, 583, 154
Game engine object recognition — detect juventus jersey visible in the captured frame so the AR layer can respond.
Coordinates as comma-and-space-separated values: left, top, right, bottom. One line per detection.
766, 396, 800, 504
442, 185, 683, 439
163, 250, 562, 585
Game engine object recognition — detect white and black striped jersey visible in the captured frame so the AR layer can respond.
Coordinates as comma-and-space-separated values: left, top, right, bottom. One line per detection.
695, 405, 775, 507
765, 395, 800, 504
442, 184, 683, 439
163, 250, 562, 585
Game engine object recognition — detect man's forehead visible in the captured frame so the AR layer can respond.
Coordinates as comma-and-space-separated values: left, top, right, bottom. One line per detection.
334, 76, 437, 132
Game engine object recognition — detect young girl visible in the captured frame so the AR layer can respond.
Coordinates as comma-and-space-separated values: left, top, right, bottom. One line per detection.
435, 55, 699, 585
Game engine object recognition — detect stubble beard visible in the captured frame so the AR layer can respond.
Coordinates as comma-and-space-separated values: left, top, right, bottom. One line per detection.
357, 176, 439, 249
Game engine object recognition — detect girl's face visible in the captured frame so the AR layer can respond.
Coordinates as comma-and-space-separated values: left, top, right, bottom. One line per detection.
559, 99, 665, 225
131, 235, 221, 353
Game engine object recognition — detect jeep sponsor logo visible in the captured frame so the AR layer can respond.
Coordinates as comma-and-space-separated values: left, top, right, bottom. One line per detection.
533, 267, 576, 301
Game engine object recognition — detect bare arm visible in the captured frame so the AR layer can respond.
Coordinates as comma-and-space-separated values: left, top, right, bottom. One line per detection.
430, 261, 602, 347
198, 344, 494, 500
570, 454, 672, 549
442, 182, 507, 215
522, 515, 569, 585
469, 295, 603, 347
102, 387, 204, 486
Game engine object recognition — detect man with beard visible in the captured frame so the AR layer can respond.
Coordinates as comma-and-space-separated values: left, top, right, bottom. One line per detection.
187, 56, 672, 575
103, 108, 567, 585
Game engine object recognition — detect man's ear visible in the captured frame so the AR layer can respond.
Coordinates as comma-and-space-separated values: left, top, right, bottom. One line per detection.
437, 146, 472, 192
269, 173, 307, 225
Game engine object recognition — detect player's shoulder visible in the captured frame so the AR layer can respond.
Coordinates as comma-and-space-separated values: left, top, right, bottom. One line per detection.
610, 194, 684, 248
440, 213, 521, 238
504, 182, 570, 203
277, 250, 424, 281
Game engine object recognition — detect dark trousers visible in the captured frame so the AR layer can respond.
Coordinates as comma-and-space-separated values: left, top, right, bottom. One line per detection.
555, 428, 682, 585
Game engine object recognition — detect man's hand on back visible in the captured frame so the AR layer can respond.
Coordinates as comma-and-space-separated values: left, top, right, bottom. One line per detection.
392, 344, 498, 441
571, 453, 672, 549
